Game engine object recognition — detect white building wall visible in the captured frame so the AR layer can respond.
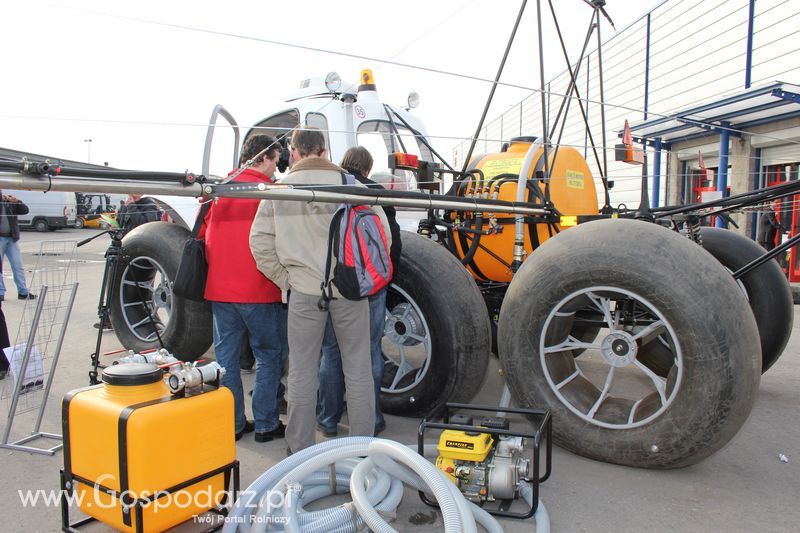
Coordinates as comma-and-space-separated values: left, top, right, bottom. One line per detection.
453, 0, 800, 208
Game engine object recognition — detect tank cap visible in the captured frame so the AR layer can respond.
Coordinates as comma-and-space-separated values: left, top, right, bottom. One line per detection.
102, 363, 163, 386
510, 136, 538, 144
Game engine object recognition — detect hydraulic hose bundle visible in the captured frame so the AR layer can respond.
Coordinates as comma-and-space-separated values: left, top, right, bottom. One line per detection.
223, 437, 549, 533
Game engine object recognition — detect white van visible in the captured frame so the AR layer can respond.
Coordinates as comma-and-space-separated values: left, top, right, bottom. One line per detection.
7, 190, 78, 232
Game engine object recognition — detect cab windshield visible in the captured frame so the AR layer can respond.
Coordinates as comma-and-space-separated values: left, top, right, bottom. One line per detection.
357, 120, 434, 190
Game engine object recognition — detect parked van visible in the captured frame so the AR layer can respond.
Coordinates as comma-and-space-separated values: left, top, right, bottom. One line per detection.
8, 190, 78, 231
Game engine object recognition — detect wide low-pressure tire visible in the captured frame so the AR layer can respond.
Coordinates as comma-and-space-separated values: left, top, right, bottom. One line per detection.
380, 232, 491, 415
699, 227, 793, 373
499, 218, 761, 469
109, 222, 212, 361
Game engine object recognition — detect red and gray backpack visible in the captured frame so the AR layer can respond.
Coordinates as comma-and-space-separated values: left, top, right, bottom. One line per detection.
320, 173, 393, 307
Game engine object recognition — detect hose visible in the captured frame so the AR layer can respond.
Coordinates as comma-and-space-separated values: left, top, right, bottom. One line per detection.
514, 139, 544, 267
520, 483, 551, 533
224, 437, 551, 533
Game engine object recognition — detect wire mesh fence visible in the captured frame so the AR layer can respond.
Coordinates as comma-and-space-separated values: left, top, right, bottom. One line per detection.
0, 239, 79, 455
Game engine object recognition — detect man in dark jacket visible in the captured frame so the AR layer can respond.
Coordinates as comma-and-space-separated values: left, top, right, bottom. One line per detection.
757, 200, 783, 251
0, 191, 35, 301
116, 194, 162, 233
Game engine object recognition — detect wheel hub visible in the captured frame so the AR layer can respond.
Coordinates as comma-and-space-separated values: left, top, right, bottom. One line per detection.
600, 331, 638, 367
385, 303, 423, 346
153, 283, 170, 309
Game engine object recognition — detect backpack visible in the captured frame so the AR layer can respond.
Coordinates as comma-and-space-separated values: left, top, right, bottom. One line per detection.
320, 173, 393, 306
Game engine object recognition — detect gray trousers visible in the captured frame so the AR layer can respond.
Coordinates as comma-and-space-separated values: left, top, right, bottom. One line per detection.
286, 291, 375, 451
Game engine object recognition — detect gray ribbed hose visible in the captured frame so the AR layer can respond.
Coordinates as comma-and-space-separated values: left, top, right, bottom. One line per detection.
223, 437, 550, 533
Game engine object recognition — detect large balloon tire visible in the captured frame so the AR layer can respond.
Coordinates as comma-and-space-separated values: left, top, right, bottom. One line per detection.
699, 227, 793, 373
499, 218, 761, 469
109, 222, 212, 361
380, 232, 491, 415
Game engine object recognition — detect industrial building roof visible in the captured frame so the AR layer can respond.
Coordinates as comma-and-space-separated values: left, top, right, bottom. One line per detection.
624, 81, 800, 145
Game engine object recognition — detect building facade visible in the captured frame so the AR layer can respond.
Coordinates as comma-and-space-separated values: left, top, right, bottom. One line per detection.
453, 0, 799, 264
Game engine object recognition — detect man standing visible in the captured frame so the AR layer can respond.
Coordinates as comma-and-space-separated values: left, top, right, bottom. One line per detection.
200, 135, 286, 443
0, 191, 35, 301
757, 200, 783, 251
116, 194, 162, 233
317, 147, 401, 437
250, 128, 391, 453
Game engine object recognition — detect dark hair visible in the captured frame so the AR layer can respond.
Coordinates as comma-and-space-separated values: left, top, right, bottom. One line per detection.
340, 146, 373, 176
291, 127, 326, 157
240, 134, 281, 166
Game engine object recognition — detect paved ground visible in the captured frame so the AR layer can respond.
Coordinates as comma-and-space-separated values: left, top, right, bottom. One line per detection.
0, 228, 798, 532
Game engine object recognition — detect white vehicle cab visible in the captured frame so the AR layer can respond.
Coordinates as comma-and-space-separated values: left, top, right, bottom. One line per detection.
150, 70, 434, 229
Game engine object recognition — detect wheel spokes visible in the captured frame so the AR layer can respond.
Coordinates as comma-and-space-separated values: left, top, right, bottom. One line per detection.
555, 368, 582, 390
633, 320, 666, 346
587, 292, 615, 329
389, 345, 415, 389
541, 286, 682, 429
633, 360, 668, 405
587, 366, 615, 419
544, 335, 601, 354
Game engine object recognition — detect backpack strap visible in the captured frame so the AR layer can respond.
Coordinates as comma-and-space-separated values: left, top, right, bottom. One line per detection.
318, 172, 352, 311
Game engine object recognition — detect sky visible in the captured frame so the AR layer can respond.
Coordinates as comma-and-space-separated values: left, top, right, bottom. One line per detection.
0, 0, 660, 178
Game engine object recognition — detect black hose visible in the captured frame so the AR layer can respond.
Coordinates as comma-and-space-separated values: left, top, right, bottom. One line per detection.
460, 215, 484, 266
0, 160, 199, 183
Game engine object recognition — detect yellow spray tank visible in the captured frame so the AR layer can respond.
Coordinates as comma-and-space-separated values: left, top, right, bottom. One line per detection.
451, 137, 599, 282
62, 363, 235, 532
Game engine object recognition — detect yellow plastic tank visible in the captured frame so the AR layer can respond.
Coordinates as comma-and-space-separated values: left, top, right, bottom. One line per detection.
453, 137, 599, 282
62, 363, 235, 532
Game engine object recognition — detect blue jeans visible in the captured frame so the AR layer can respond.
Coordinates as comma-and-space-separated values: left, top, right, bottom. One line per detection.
318, 289, 386, 432
212, 302, 284, 434
0, 237, 29, 296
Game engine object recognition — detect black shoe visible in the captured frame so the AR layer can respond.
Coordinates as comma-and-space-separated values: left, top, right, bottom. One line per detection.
374, 421, 386, 436
0, 370, 7, 380
18, 293, 36, 300
317, 423, 338, 438
235, 420, 255, 441
255, 422, 286, 442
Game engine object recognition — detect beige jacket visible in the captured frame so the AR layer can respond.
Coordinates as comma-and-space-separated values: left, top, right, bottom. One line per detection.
249, 156, 391, 298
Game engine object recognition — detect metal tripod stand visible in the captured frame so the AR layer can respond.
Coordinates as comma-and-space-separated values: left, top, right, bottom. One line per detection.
79, 229, 164, 385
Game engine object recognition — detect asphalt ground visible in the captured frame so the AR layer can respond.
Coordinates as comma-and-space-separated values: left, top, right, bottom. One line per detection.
0, 228, 797, 532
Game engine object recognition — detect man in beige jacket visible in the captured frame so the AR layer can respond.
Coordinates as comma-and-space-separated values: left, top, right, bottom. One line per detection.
249, 127, 391, 453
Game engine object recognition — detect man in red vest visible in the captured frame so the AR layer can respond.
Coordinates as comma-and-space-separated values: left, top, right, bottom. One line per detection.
199, 135, 286, 443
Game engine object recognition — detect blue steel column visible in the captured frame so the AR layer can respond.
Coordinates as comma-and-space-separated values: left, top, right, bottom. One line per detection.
715, 122, 731, 228
745, 0, 755, 89
651, 138, 662, 207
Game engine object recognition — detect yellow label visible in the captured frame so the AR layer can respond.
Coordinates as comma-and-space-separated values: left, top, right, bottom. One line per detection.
565, 170, 585, 189
479, 158, 524, 179
612, 213, 619, 219
560, 215, 578, 227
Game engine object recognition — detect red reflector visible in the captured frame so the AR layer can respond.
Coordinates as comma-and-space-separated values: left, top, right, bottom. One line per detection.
54, 166, 62, 174
392, 152, 418, 169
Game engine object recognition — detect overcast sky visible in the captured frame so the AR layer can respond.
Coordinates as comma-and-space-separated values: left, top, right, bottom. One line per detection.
0, 0, 659, 177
